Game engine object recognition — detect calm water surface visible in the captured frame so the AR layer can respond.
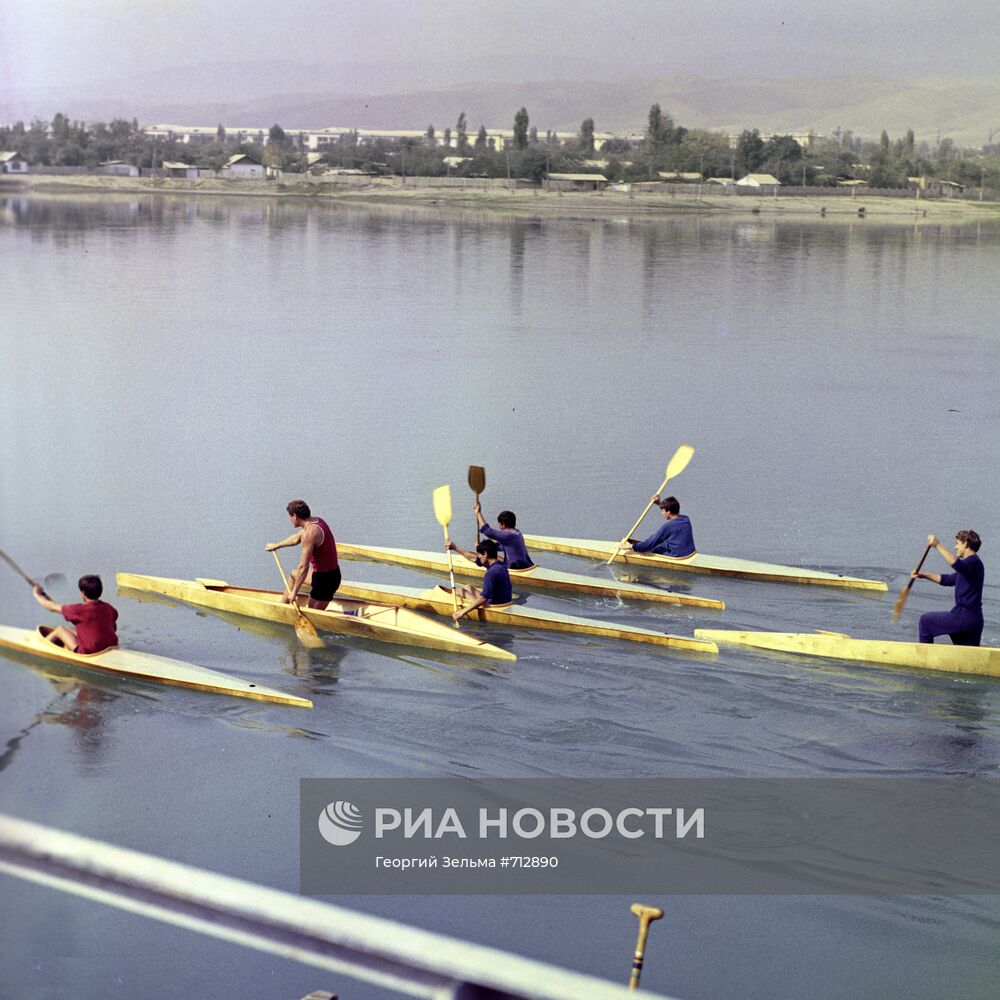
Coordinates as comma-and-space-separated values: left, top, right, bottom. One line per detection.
1, 193, 999, 1000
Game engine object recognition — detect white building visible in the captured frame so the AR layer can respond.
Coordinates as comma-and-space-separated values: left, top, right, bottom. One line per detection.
224, 154, 265, 178
735, 173, 781, 188
0, 151, 29, 173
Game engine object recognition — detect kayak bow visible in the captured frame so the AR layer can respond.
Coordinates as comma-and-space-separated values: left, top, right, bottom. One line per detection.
0, 625, 312, 706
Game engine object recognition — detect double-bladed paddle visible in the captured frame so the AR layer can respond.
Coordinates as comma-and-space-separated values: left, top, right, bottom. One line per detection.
468, 465, 486, 542
892, 542, 934, 621
0, 547, 49, 598
271, 550, 325, 648
433, 484, 461, 626
607, 444, 696, 565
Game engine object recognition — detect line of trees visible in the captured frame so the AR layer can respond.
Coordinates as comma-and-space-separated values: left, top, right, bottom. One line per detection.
3, 108, 999, 190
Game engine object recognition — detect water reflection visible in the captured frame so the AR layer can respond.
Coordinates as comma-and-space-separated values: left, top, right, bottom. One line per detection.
0, 655, 118, 773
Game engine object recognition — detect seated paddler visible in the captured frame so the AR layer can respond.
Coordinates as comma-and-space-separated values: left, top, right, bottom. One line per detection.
448, 539, 513, 622
33, 574, 119, 654
628, 495, 697, 558
470, 500, 534, 569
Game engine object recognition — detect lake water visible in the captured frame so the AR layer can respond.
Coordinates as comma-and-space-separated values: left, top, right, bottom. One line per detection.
1, 192, 999, 1000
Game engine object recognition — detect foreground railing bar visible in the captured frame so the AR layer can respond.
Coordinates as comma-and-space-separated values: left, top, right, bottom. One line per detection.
0, 858, 440, 999
0, 814, 678, 1000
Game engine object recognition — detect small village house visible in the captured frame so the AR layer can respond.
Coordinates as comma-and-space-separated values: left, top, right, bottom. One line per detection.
224, 153, 265, 178
98, 160, 140, 177
0, 151, 29, 174
544, 172, 608, 192
735, 173, 781, 188
162, 161, 200, 179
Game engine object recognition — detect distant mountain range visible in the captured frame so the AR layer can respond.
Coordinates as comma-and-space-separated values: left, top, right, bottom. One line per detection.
4, 66, 999, 148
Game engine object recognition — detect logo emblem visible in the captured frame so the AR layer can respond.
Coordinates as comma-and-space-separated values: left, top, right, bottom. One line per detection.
318, 800, 363, 846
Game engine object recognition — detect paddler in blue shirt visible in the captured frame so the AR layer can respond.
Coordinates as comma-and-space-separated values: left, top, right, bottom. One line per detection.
912, 530, 985, 645
473, 501, 534, 569
446, 540, 513, 622
628, 495, 697, 557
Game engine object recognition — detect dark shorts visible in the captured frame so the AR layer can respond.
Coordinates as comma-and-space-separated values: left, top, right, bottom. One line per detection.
310, 567, 342, 603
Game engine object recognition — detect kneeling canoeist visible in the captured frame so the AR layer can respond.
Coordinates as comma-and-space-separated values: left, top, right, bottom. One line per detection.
628, 495, 696, 558
265, 499, 341, 610
449, 540, 512, 622
912, 531, 984, 646
33, 575, 119, 654
471, 501, 534, 569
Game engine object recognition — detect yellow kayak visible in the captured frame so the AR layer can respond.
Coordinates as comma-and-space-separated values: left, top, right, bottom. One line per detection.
336, 543, 724, 608
336, 581, 718, 654
694, 629, 1000, 679
0, 624, 312, 706
522, 534, 888, 591
116, 573, 516, 662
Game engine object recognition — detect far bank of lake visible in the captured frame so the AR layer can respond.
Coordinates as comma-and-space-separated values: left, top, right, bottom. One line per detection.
5, 172, 999, 224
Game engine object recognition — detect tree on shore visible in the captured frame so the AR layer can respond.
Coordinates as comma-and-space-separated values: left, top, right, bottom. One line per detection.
456, 112, 468, 151
513, 107, 529, 150
475, 125, 488, 151
579, 118, 595, 156
735, 129, 766, 174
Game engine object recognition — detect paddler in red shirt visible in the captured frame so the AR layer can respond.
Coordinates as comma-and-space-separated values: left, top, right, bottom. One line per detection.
265, 499, 341, 610
33, 574, 119, 654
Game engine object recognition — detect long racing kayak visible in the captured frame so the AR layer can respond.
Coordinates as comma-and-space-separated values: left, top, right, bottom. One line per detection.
0, 624, 312, 706
335, 543, 724, 608
117, 573, 516, 662
693, 628, 1000, 678
522, 535, 888, 591
335, 581, 718, 654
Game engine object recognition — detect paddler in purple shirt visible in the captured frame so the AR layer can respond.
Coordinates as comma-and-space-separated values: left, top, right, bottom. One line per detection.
911, 530, 985, 645
628, 495, 697, 557
459, 501, 534, 570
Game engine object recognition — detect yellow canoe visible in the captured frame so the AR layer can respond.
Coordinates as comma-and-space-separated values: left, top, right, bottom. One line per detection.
335, 543, 724, 608
0, 624, 312, 707
694, 629, 1000, 679
336, 581, 718, 654
116, 574, 516, 662
522, 535, 888, 591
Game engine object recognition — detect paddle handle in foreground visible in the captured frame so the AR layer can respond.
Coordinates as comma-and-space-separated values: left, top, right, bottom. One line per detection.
433, 485, 461, 627
0, 548, 47, 598
892, 542, 934, 621
271, 551, 325, 647
607, 444, 696, 566
628, 902, 664, 990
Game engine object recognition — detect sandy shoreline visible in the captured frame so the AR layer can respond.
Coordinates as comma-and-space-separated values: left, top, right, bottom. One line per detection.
4, 173, 999, 224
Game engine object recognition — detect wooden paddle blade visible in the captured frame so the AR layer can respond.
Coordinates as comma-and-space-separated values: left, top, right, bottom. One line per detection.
891, 583, 915, 621
664, 444, 695, 482
271, 550, 324, 647
468, 465, 486, 495
294, 610, 326, 648
433, 485, 453, 528
893, 542, 934, 622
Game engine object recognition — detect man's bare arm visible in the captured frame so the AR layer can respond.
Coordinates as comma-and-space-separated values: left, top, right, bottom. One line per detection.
265, 530, 304, 552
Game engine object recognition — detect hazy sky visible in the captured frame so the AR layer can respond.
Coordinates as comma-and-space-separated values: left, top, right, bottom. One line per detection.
4, 0, 999, 97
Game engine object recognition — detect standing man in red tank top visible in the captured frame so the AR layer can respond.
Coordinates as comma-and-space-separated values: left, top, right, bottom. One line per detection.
265, 499, 341, 610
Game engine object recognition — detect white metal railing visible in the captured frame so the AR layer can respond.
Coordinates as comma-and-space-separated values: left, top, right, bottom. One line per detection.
0, 814, 679, 1000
